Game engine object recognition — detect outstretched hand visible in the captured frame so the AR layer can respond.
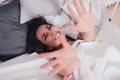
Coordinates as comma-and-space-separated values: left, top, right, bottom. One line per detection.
64, 0, 95, 41
38, 35, 80, 80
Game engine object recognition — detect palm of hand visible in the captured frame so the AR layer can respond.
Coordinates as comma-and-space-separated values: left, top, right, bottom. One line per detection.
76, 13, 94, 33
39, 36, 80, 80
58, 45, 80, 79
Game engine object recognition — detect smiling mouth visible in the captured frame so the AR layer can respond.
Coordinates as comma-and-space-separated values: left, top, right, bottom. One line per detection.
55, 31, 60, 40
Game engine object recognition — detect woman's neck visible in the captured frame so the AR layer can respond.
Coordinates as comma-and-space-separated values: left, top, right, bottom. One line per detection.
66, 38, 74, 45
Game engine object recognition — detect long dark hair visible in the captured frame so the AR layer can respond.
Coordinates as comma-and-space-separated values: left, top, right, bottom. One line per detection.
26, 17, 75, 54
26, 17, 52, 54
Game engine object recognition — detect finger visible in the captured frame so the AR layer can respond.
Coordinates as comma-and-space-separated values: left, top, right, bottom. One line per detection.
63, 72, 70, 80
48, 65, 63, 76
41, 59, 58, 69
79, 0, 87, 13
67, 5, 78, 22
63, 72, 69, 80
38, 51, 61, 58
73, 0, 81, 15
89, 2, 93, 14
64, 23, 77, 30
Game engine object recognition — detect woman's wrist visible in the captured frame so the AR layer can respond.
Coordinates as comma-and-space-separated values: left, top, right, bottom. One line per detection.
81, 30, 96, 41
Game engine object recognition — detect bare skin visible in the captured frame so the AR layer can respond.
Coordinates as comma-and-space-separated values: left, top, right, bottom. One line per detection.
39, 36, 80, 80
36, 24, 80, 80
64, 0, 95, 41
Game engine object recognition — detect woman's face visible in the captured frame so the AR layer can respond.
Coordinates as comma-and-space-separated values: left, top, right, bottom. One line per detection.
36, 24, 65, 48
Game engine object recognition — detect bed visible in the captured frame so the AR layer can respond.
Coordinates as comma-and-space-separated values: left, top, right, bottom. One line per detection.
0, 0, 120, 80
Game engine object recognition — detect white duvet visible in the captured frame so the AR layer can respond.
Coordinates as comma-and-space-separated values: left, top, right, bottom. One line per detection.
0, 53, 63, 80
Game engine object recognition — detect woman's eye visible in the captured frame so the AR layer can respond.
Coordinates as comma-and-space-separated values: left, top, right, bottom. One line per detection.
42, 33, 48, 40
44, 34, 47, 40
48, 25, 52, 30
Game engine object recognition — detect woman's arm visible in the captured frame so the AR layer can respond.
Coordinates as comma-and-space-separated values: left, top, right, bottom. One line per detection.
39, 36, 80, 80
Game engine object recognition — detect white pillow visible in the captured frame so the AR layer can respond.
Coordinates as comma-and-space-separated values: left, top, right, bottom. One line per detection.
20, 0, 105, 26
20, 0, 59, 24
45, 0, 105, 27
45, 0, 106, 39
63, 0, 105, 26
0, 0, 12, 7
0, 0, 5, 5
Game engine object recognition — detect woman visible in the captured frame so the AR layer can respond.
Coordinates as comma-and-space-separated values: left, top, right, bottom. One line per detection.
27, 0, 95, 53
26, 0, 96, 79
26, 0, 95, 77
26, 16, 120, 80
26, 17, 81, 78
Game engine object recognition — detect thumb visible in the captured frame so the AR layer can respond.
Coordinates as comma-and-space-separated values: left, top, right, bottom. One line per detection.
64, 23, 77, 31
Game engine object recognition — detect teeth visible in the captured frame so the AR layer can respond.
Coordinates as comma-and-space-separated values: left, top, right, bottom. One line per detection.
55, 32, 60, 40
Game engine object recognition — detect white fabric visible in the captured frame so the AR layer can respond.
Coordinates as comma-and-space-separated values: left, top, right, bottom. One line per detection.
45, 0, 105, 27
0, 0, 5, 5
0, 0, 12, 7
96, 20, 120, 51
0, 40, 120, 80
20, 0, 105, 26
20, 0, 59, 23
0, 53, 63, 80
72, 40, 120, 80
45, 0, 105, 39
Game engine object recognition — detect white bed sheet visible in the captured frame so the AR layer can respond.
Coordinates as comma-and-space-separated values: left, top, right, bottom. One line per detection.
0, 53, 74, 80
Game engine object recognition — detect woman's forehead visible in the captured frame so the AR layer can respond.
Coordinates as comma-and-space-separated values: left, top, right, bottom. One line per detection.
36, 25, 45, 38
37, 24, 46, 31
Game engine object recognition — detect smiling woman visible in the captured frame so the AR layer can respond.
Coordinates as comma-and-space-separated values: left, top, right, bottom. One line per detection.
26, 17, 52, 53
26, 0, 96, 78
26, 17, 75, 54
26, 16, 120, 80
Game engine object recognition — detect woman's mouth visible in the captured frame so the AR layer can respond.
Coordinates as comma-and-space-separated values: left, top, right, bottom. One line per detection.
55, 31, 60, 40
